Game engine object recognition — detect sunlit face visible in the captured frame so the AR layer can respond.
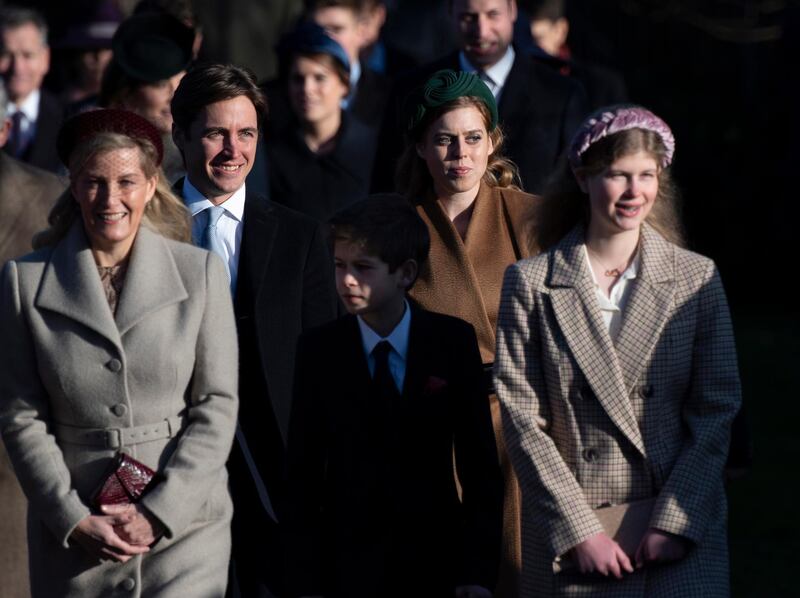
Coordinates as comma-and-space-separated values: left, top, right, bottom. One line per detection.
334, 240, 410, 323
579, 150, 660, 238
72, 147, 156, 258
174, 95, 258, 204
125, 71, 185, 134
312, 7, 363, 63
0, 23, 50, 103
416, 105, 494, 198
452, 0, 517, 68
288, 56, 348, 125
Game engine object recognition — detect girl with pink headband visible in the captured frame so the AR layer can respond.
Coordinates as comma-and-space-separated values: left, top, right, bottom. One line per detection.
494, 104, 741, 596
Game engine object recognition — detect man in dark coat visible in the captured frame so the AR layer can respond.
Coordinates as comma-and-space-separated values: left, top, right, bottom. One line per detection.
170, 63, 339, 597
371, 0, 587, 195
0, 6, 63, 173
0, 78, 66, 598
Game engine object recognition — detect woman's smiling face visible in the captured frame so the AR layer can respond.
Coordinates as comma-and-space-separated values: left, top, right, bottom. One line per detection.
580, 150, 660, 238
72, 146, 156, 260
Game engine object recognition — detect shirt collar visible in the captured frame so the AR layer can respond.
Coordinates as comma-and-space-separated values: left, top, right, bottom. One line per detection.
458, 45, 515, 90
7, 88, 40, 122
182, 177, 246, 222
358, 300, 411, 361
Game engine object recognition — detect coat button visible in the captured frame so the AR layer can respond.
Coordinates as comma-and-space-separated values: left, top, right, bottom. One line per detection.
582, 448, 599, 463
111, 404, 127, 417
106, 359, 122, 373
120, 577, 135, 591
639, 385, 654, 399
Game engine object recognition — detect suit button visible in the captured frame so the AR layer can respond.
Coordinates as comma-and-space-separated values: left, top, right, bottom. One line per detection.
582, 448, 599, 463
106, 359, 122, 373
639, 385, 654, 399
120, 578, 135, 591
111, 404, 127, 417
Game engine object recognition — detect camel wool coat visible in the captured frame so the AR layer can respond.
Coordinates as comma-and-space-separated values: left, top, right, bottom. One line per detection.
0, 222, 239, 598
409, 182, 538, 598
495, 225, 741, 597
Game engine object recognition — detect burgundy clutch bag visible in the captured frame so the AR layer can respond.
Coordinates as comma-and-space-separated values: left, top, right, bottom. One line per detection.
92, 453, 158, 508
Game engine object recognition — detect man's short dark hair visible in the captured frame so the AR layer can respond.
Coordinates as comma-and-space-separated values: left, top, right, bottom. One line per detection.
0, 6, 48, 45
330, 194, 430, 277
170, 62, 268, 134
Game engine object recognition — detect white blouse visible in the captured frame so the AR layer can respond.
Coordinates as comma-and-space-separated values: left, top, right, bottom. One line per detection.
583, 245, 640, 340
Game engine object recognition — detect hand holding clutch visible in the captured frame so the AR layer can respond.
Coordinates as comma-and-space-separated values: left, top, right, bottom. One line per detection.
101, 503, 166, 546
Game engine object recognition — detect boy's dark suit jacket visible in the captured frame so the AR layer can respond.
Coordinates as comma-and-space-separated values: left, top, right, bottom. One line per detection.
174, 179, 338, 596
287, 307, 503, 597
371, 47, 587, 195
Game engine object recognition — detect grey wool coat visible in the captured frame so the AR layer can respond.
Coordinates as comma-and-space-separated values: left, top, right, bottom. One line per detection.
0, 221, 239, 598
495, 225, 741, 597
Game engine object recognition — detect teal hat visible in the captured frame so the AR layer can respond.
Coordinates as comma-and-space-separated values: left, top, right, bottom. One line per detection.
406, 69, 498, 133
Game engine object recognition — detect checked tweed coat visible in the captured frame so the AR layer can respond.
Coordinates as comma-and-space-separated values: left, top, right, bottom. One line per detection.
495, 224, 741, 597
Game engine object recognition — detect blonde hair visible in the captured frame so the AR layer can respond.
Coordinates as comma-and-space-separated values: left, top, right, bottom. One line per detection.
395, 96, 521, 200
34, 132, 191, 249
534, 128, 685, 250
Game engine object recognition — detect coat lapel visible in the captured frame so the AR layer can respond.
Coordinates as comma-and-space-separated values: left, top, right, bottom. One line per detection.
114, 226, 189, 336
35, 222, 123, 351
613, 225, 676, 393
237, 193, 277, 311
548, 227, 645, 455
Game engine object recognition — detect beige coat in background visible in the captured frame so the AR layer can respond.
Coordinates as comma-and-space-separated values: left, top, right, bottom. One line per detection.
0, 222, 239, 598
496, 225, 741, 597
0, 151, 65, 598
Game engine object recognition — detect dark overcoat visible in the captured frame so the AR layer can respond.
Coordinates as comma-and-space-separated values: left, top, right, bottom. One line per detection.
286, 308, 503, 597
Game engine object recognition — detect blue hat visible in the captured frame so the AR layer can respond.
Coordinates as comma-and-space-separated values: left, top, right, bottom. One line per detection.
278, 21, 350, 75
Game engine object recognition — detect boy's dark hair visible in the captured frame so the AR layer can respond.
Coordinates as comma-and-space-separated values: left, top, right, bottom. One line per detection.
171, 62, 267, 134
304, 0, 365, 13
518, 0, 565, 21
330, 194, 430, 281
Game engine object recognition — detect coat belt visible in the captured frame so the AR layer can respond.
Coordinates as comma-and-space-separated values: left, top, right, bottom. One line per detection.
52, 416, 183, 449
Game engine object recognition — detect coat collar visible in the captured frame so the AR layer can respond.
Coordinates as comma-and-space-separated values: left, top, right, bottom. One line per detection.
35, 222, 188, 351
545, 224, 677, 456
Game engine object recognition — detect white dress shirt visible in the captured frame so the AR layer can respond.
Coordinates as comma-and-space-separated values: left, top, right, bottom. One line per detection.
357, 300, 411, 393
459, 45, 516, 102
6, 89, 40, 156
583, 245, 640, 341
182, 177, 246, 293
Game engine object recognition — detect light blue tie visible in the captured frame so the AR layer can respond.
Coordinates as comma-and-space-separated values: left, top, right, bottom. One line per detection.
202, 206, 231, 282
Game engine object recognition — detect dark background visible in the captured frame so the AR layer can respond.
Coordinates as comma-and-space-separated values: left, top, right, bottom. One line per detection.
29, 0, 798, 594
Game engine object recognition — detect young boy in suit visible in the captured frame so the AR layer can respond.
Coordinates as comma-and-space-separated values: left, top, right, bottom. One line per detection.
286, 196, 503, 597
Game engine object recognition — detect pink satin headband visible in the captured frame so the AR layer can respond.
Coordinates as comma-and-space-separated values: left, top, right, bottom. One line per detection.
568, 105, 676, 168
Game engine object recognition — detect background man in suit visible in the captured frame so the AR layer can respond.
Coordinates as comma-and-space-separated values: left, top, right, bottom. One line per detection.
0, 6, 63, 173
170, 63, 338, 597
371, 0, 587, 194
0, 77, 65, 598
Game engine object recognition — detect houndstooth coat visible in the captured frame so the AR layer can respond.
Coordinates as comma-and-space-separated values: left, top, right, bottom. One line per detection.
495, 224, 741, 597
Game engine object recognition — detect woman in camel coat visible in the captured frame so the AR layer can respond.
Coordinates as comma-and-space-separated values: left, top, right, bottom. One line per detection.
0, 109, 238, 597
396, 70, 539, 597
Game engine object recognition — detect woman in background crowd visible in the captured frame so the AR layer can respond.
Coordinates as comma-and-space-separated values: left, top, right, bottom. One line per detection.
264, 22, 376, 222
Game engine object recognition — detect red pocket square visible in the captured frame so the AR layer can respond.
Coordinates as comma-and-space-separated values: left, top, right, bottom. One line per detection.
423, 375, 448, 395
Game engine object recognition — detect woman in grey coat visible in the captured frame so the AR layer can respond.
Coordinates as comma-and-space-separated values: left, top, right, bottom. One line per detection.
0, 109, 239, 597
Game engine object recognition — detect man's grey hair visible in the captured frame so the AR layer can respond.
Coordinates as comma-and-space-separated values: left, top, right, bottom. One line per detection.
0, 6, 49, 47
